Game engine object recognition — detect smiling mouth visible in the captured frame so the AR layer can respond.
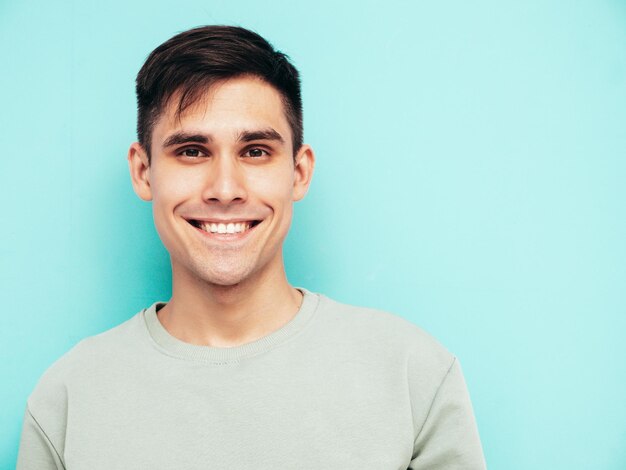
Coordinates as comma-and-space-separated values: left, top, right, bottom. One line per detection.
187, 219, 261, 235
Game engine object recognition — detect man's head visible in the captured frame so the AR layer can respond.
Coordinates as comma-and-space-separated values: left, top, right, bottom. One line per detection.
136, 25, 303, 161
128, 26, 314, 289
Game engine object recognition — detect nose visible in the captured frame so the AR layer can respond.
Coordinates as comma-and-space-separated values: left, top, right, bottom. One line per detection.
202, 155, 247, 205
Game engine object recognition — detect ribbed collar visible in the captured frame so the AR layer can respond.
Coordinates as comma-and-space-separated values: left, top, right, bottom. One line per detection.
142, 289, 319, 364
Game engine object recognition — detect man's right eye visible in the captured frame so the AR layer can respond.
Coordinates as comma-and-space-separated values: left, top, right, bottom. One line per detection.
178, 148, 206, 158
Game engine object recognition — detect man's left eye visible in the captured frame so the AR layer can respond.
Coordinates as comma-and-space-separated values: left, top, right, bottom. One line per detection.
243, 148, 269, 158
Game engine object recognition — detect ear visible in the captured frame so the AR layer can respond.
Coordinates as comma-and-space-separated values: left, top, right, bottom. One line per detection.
292, 144, 315, 201
128, 142, 153, 201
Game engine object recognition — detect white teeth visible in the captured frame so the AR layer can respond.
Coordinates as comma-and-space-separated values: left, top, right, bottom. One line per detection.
198, 221, 252, 234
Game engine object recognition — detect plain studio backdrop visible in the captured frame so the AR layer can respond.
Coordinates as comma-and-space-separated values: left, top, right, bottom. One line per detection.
1, 1, 625, 468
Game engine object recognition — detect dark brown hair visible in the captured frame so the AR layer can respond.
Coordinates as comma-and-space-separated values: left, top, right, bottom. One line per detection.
136, 25, 303, 160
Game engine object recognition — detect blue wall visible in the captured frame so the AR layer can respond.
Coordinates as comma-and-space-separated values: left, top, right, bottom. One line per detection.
2, 1, 625, 468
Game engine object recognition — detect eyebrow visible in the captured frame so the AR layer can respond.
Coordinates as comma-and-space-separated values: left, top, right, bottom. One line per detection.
162, 132, 211, 148
162, 128, 285, 148
237, 128, 285, 144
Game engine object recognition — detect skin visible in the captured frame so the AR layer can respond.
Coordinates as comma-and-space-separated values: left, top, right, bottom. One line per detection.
128, 76, 315, 347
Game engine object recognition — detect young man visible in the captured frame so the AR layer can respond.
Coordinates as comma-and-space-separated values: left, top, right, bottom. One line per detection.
17, 26, 486, 469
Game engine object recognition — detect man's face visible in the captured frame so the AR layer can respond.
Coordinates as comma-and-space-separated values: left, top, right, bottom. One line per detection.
128, 76, 314, 288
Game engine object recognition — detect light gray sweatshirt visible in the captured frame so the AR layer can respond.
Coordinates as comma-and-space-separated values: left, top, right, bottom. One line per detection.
17, 290, 486, 469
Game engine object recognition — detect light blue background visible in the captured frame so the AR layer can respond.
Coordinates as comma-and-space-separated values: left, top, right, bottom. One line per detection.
2, 1, 625, 468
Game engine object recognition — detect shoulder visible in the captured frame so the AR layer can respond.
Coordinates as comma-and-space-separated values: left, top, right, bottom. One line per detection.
27, 309, 147, 414
309, 292, 460, 430
22, 308, 150, 458
313, 292, 455, 373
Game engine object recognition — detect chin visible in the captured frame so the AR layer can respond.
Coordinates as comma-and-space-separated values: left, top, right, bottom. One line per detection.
193, 261, 257, 288
202, 274, 247, 288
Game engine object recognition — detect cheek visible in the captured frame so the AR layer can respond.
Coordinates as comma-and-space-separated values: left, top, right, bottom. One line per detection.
150, 167, 200, 205
149, 169, 198, 240
248, 166, 295, 205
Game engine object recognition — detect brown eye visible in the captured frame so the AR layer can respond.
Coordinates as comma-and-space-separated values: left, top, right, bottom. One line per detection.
244, 148, 268, 158
181, 148, 201, 157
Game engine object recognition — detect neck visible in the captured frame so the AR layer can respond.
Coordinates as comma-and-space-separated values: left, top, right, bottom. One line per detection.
158, 259, 302, 348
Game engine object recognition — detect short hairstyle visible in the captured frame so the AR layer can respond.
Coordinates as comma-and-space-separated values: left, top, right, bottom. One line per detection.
135, 25, 303, 160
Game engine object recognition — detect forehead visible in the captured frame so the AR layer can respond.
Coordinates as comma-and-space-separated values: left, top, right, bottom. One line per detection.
152, 77, 292, 145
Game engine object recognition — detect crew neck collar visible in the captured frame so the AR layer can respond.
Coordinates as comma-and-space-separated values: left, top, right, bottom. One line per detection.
142, 288, 319, 364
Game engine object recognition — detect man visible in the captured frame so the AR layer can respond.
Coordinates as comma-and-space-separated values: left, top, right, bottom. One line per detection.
17, 26, 486, 469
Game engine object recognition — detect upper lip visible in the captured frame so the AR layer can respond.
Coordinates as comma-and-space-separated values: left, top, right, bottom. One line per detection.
185, 217, 260, 223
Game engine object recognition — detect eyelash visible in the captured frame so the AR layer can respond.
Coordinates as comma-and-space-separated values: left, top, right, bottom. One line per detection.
178, 148, 206, 158
242, 147, 270, 158
176, 146, 270, 159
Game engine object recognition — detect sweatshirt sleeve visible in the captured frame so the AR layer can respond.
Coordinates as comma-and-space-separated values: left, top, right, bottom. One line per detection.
16, 407, 65, 470
408, 358, 486, 470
